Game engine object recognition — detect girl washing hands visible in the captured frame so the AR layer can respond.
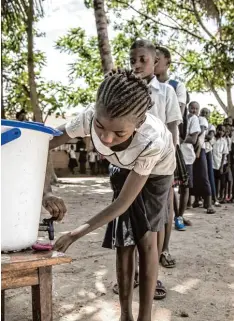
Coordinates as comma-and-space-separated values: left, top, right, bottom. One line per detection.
50, 69, 175, 321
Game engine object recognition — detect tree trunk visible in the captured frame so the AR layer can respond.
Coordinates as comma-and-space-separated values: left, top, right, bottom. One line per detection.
93, 0, 114, 74
226, 80, 234, 117
26, 0, 42, 122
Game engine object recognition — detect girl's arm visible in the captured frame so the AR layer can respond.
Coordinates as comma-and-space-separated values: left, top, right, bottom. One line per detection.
167, 121, 177, 146
49, 124, 71, 150
54, 170, 149, 252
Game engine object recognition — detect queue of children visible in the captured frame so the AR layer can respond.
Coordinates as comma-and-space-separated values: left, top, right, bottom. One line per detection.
42, 39, 233, 321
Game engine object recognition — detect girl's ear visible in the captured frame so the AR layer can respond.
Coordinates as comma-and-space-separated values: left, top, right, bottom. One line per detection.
154, 56, 159, 65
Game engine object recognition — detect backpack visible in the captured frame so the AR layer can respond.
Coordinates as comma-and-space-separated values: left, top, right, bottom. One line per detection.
168, 79, 190, 140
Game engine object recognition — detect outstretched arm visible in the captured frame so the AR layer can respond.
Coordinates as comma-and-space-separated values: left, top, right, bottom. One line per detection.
54, 170, 149, 252
49, 124, 70, 150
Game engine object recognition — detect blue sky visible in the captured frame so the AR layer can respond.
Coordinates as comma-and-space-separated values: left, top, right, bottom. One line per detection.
35, 0, 229, 115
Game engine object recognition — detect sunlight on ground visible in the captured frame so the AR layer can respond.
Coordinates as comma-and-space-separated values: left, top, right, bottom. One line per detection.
229, 260, 234, 268
171, 278, 200, 294
78, 290, 97, 299
153, 308, 172, 321
95, 268, 107, 294
184, 212, 195, 218
228, 283, 234, 290
96, 300, 119, 321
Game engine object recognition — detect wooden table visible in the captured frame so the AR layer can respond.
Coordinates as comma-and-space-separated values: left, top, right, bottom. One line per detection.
1, 250, 72, 321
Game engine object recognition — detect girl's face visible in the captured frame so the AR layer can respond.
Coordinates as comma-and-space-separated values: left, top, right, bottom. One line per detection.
189, 102, 200, 116
217, 126, 225, 137
94, 110, 137, 148
130, 48, 156, 81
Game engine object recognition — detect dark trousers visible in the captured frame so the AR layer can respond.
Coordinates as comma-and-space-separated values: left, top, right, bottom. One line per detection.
206, 151, 216, 200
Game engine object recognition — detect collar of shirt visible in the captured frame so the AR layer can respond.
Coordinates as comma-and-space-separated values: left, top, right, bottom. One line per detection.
148, 76, 160, 91
90, 116, 153, 166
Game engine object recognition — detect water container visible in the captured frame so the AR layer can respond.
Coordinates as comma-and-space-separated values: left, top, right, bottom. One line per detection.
1, 120, 62, 251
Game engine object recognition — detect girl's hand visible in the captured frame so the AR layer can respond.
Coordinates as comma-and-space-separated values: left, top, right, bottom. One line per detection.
53, 233, 74, 253
220, 166, 224, 174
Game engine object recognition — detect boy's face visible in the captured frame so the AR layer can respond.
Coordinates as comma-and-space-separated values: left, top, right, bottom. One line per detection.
200, 108, 210, 120
189, 102, 200, 116
130, 48, 155, 80
154, 49, 169, 75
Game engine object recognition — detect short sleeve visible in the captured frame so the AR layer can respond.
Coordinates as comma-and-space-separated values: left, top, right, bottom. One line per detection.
133, 141, 163, 176
175, 82, 187, 105
165, 85, 182, 125
199, 116, 208, 129
65, 106, 94, 138
189, 116, 201, 135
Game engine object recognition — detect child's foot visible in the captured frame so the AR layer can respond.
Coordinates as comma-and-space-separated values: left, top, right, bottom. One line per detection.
214, 201, 221, 207
207, 207, 216, 214
160, 251, 176, 268
154, 280, 167, 300
175, 216, 186, 231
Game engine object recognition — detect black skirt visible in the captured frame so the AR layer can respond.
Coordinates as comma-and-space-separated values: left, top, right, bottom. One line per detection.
102, 166, 173, 249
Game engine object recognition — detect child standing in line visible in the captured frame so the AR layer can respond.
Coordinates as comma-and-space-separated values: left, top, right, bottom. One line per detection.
88, 149, 97, 175
189, 101, 215, 214
68, 145, 78, 174
220, 125, 233, 202
200, 108, 220, 207
51, 70, 175, 321
212, 125, 229, 199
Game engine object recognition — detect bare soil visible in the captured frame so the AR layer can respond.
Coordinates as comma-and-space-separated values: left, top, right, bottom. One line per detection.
5, 177, 234, 321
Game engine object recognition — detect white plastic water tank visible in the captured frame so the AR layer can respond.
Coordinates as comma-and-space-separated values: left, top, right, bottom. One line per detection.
1, 120, 61, 251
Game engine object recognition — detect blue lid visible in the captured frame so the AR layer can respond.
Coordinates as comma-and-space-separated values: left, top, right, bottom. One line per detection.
1, 119, 62, 136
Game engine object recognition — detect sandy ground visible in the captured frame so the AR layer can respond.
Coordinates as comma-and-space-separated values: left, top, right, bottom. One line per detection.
5, 177, 234, 321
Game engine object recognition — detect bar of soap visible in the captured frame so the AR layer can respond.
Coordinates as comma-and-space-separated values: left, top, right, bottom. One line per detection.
32, 242, 53, 251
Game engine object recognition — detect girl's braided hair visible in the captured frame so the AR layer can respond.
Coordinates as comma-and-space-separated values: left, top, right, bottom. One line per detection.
96, 69, 153, 121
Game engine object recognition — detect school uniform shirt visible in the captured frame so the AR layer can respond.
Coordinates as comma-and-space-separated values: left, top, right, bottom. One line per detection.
89, 151, 97, 163
65, 106, 176, 176
69, 150, 77, 159
148, 76, 182, 125
166, 80, 187, 105
198, 116, 208, 148
180, 115, 201, 165
205, 123, 216, 153
212, 137, 228, 170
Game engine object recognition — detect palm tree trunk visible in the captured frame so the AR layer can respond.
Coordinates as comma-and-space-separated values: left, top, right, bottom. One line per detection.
26, 0, 42, 122
93, 0, 113, 74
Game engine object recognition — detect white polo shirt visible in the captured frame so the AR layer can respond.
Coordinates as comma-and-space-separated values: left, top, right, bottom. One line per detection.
198, 116, 208, 148
65, 106, 176, 176
166, 80, 187, 105
180, 115, 201, 165
212, 137, 228, 170
148, 76, 182, 125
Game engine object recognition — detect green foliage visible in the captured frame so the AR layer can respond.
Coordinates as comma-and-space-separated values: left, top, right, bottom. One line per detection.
209, 106, 225, 126
2, 16, 68, 120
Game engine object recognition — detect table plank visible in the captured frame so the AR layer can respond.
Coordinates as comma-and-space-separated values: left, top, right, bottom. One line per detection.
32, 266, 52, 321
2, 268, 38, 290
1, 251, 72, 272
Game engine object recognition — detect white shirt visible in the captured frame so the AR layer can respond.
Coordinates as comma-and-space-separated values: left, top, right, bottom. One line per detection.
89, 151, 97, 163
149, 77, 182, 125
166, 80, 187, 105
180, 115, 201, 165
69, 150, 76, 159
212, 137, 228, 170
65, 106, 176, 176
205, 123, 216, 153
198, 116, 208, 147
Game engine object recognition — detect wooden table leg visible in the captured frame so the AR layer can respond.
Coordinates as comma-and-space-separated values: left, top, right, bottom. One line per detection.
32, 266, 52, 321
1, 290, 5, 321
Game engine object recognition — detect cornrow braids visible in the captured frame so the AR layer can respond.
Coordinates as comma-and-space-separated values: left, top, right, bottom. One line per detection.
96, 69, 153, 121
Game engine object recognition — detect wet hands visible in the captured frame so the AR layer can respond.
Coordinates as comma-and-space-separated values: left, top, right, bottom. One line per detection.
53, 232, 74, 252
42, 192, 67, 221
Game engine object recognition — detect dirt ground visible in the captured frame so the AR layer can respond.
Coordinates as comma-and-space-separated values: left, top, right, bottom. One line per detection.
5, 177, 234, 321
